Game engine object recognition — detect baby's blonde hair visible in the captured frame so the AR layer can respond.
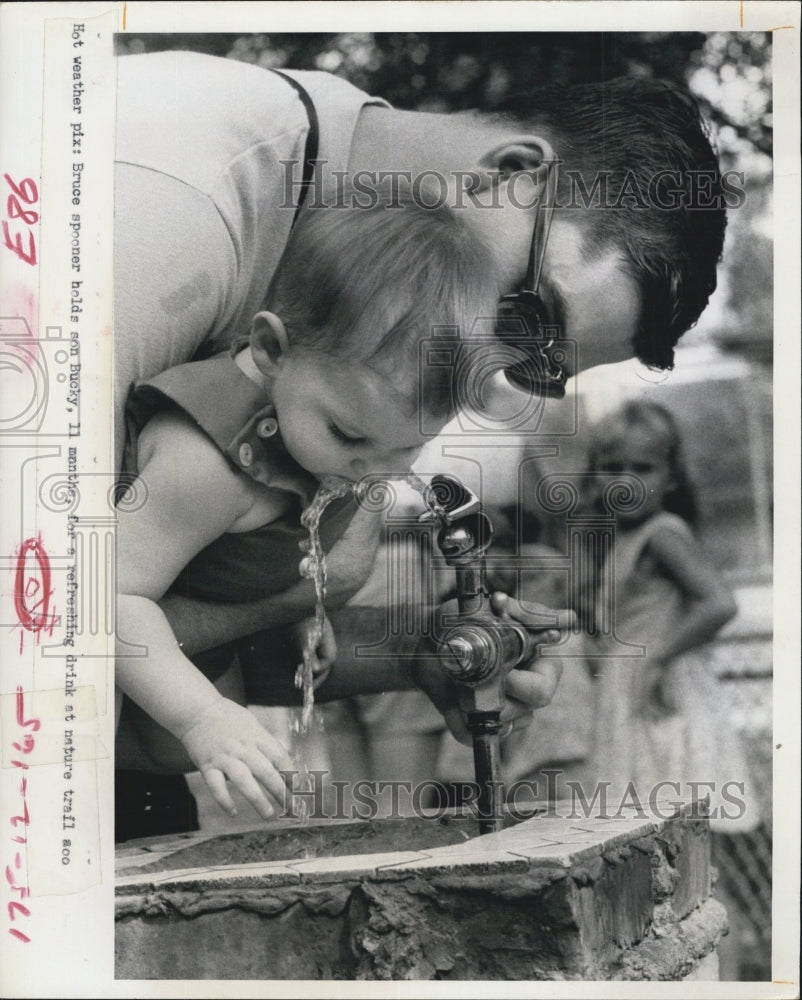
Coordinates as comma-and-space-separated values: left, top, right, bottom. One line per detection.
267, 191, 500, 418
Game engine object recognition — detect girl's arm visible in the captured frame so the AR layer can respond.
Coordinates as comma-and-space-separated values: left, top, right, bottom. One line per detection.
646, 526, 738, 664
117, 409, 294, 816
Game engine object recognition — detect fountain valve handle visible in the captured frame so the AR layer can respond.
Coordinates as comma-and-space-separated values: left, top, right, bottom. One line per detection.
439, 617, 536, 686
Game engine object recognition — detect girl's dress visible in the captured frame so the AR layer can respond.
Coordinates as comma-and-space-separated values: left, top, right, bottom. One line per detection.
589, 511, 757, 832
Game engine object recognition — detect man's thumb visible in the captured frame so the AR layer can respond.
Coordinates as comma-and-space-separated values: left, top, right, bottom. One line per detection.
444, 706, 472, 747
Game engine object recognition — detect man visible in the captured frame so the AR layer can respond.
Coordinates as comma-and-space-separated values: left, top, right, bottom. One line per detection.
114, 50, 726, 826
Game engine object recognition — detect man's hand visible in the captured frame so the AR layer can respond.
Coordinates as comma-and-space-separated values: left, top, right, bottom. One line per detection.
160, 506, 382, 658
291, 614, 337, 689
413, 593, 576, 745
318, 504, 383, 605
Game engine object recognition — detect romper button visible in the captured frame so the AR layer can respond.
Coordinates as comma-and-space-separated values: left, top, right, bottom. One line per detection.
257, 417, 278, 438
239, 442, 253, 466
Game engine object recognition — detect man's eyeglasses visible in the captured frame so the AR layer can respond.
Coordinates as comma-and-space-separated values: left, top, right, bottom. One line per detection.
496, 158, 567, 398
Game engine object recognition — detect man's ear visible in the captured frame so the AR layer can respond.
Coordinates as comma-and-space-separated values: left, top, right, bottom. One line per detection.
476, 135, 557, 191
250, 311, 291, 376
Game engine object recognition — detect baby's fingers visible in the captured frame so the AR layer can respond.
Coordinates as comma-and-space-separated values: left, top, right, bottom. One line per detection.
202, 768, 239, 818
221, 759, 277, 820
251, 743, 295, 806
257, 733, 294, 777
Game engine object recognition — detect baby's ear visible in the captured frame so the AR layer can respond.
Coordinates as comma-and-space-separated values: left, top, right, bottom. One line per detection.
251, 311, 290, 375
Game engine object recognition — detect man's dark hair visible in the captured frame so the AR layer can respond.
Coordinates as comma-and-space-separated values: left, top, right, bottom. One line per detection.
496, 77, 727, 370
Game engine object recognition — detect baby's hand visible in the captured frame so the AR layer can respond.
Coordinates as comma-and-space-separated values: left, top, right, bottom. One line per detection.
178, 698, 294, 819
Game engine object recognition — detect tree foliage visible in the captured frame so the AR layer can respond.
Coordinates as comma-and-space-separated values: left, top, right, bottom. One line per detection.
119, 30, 771, 160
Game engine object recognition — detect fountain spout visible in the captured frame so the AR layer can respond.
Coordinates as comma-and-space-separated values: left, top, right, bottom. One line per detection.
419, 475, 538, 834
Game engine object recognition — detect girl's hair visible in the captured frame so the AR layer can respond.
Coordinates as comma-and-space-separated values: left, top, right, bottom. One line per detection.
266, 189, 500, 420
586, 399, 699, 526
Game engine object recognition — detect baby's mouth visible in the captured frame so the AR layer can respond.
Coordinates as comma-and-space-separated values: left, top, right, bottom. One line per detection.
315, 475, 358, 499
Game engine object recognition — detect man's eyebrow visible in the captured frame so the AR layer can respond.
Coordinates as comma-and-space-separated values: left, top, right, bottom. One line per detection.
540, 275, 567, 335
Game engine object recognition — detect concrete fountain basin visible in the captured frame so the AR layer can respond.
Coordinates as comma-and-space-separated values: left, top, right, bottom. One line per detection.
115, 799, 727, 981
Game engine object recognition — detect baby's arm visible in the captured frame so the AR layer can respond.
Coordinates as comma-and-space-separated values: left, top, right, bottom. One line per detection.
646, 526, 737, 664
117, 409, 294, 817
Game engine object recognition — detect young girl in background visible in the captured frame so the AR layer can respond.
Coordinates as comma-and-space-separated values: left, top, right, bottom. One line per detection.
584, 400, 756, 831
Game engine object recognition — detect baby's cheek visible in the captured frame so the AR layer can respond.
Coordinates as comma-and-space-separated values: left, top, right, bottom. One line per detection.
284, 430, 314, 468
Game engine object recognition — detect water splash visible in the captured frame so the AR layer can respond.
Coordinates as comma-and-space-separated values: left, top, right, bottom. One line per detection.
296, 476, 355, 732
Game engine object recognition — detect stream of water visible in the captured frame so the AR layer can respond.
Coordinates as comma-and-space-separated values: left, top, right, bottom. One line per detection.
290, 473, 445, 822
296, 476, 356, 732
295, 473, 446, 730
287, 477, 355, 823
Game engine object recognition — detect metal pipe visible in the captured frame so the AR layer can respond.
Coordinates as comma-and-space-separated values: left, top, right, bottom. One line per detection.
468, 711, 504, 833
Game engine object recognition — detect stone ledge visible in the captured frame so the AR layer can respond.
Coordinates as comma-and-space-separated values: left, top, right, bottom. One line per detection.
116, 804, 723, 980
115, 805, 690, 895
615, 897, 729, 980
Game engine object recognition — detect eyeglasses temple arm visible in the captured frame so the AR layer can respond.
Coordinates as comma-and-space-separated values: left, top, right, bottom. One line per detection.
525, 160, 560, 293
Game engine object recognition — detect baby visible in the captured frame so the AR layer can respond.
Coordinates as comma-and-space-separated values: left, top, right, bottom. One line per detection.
115, 192, 499, 820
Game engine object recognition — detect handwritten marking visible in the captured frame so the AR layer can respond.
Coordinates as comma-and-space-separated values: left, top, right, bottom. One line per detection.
6, 689, 39, 944
739, 1, 743, 26
15, 687, 42, 735
13, 536, 58, 653
123, 3, 127, 30
2, 173, 39, 266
